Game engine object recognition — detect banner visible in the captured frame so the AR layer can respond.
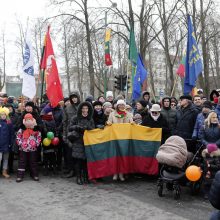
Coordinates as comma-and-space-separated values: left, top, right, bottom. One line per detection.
84, 124, 162, 180
22, 28, 36, 99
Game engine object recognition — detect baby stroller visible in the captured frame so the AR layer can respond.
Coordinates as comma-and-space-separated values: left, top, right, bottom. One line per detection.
156, 136, 204, 199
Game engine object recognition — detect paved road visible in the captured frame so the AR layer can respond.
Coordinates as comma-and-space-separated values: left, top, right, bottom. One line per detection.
0, 173, 214, 220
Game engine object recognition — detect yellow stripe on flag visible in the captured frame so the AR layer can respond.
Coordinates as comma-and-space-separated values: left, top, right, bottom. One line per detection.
105, 29, 111, 42
84, 124, 162, 146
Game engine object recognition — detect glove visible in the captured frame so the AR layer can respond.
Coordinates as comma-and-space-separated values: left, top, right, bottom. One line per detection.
106, 121, 112, 126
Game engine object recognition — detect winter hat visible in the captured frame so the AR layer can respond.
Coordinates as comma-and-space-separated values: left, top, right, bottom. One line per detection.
24, 113, 34, 120
106, 91, 113, 98
207, 143, 218, 154
25, 101, 35, 108
0, 107, 9, 116
202, 101, 212, 110
150, 104, 161, 112
85, 95, 94, 103
179, 95, 192, 101
93, 101, 103, 107
103, 102, 112, 109
116, 99, 126, 107
137, 100, 147, 108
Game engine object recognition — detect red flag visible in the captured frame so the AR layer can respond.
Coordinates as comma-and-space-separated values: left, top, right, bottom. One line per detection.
42, 26, 63, 107
176, 53, 186, 78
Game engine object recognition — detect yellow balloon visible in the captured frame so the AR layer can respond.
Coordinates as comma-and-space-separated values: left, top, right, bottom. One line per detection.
43, 138, 51, 147
185, 165, 202, 182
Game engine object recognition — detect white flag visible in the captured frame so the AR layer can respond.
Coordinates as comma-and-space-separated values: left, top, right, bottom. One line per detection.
22, 29, 36, 99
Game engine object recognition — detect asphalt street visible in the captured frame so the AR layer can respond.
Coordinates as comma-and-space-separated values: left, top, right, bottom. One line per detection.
0, 173, 214, 220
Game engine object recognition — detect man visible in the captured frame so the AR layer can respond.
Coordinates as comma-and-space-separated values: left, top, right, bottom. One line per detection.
142, 104, 170, 144
175, 95, 199, 153
215, 97, 220, 119
192, 101, 212, 140
63, 91, 81, 177
193, 95, 203, 113
161, 96, 177, 135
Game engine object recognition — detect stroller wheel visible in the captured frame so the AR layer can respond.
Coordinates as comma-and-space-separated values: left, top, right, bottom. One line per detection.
173, 183, 181, 200
158, 184, 163, 197
174, 189, 180, 200
166, 182, 173, 191
190, 181, 201, 195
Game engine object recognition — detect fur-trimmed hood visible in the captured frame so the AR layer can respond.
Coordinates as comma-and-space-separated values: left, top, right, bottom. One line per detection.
69, 91, 80, 105
202, 148, 220, 158
77, 101, 93, 120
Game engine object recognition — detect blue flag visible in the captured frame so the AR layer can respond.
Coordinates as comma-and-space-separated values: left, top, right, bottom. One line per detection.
132, 53, 147, 100
184, 15, 203, 94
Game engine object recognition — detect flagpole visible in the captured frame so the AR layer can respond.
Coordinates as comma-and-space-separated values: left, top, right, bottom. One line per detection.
171, 74, 178, 97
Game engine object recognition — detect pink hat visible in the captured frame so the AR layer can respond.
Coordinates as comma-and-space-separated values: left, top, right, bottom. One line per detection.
207, 143, 218, 154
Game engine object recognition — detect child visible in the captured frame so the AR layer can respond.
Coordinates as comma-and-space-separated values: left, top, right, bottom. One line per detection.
0, 107, 14, 178
16, 113, 41, 182
40, 104, 58, 175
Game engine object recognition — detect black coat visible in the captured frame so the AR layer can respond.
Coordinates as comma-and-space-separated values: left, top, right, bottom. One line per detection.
93, 110, 105, 128
174, 103, 199, 139
209, 171, 220, 210
161, 107, 177, 135
142, 113, 170, 144
67, 102, 95, 159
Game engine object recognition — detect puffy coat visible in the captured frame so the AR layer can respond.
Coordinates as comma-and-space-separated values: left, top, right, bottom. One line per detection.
51, 105, 63, 136
63, 92, 80, 142
215, 105, 220, 119
142, 114, 170, 144
0, 119, 14, 153
200, 123, 220, 147
67, 102, 95, 159
209, 171, 220, 210
175, 103, 199, 139
107, 110, 133, 124
161, 108, 177, 135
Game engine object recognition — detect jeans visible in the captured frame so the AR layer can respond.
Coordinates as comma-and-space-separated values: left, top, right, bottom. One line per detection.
0, 152, 9, 170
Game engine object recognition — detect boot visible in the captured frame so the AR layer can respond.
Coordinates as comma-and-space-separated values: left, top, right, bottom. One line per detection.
83, 171, 89, 184
2, 169, 10, 178
113, 174, 118, 181
63, 170, 75, 178
119, 173, 125, 181
76, 173, 83, 185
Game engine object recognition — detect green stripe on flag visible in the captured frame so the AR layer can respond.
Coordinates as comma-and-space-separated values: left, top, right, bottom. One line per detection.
85, 139, 160, 163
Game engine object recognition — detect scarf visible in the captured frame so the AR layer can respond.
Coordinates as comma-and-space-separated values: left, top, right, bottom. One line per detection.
23, 128, 35, 139
116, 110, 127, 118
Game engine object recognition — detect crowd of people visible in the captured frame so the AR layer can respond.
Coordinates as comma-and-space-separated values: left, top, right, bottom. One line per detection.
0, 89, 220, 217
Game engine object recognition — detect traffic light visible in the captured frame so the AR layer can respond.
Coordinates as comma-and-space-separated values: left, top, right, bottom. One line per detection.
114, 75, 129, 91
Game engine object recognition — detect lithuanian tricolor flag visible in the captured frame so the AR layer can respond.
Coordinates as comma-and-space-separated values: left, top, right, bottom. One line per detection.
104, 28, 112, 66
84, 124, 162, 180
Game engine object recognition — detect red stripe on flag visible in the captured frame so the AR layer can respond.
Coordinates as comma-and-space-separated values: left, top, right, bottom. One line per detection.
87, 156, 158, 179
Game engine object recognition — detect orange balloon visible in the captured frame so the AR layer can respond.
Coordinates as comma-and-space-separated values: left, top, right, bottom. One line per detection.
185, 165, 202, 182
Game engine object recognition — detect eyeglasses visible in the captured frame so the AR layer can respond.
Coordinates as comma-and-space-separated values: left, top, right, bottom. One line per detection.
151, 111, 159, 115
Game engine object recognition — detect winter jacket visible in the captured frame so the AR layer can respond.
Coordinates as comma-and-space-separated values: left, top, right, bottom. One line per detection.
93, 110, 106, 128
16, 129, 41, 152
200, 123, 220, 147
67, 102, 95, 159
215, 105, 220, 119
8, 107, 20, 132
51, 105, 63, 136
0, 119, 14, 153
192, 112, 208, 139
161, 107, 177, 135
142, 114, 170, 144
107, 110, 133, 124
63, 92, 80, 142
209, 171, 220, 210
174, 103, 199, 139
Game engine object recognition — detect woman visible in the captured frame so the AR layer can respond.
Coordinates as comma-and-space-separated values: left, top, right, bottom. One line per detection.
200, 111, 220, 198
107, 99, 133, 181
67, 101, 95, 185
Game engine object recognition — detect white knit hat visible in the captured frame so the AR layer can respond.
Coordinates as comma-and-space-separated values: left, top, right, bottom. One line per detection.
116, 99, 126, 106
106, 91, 113, 98
150, 104, 161, 112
